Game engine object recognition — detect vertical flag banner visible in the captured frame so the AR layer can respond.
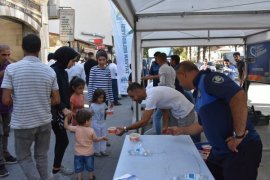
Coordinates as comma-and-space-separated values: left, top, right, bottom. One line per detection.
110, 2, 133, 95
247, 41, 270, 84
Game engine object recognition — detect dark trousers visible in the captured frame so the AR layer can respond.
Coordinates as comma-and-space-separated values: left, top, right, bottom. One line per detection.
206, 139, 262, 180
112, 79, 119, 104
242, 80, 251, 92
51, 120, 69, 168
0, 113, 11, 158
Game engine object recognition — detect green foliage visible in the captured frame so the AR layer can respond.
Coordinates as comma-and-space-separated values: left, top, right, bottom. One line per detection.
173, 47, 186, 60
143, 48, 149, 58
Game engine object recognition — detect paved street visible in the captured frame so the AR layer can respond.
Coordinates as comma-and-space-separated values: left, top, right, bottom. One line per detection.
1, 83, 270, 180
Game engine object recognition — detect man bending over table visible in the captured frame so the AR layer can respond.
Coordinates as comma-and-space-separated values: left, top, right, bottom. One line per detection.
116, 83, 200, 142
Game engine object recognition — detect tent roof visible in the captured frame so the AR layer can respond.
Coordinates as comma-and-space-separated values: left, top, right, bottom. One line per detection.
112, 0, 270, 47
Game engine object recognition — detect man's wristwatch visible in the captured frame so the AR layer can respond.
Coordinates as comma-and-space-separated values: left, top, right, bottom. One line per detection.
123, 126, 128, 132
233, 131, 246, 139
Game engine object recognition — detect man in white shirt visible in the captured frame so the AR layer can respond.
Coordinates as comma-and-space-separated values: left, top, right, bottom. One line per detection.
157, 53, 176, 88
116, 83, 196, 136
66, 62, 86, 82
108, 59, 121, 105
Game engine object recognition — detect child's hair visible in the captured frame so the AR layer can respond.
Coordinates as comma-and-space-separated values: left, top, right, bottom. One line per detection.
92, 89, 106, 103
76, 108, 92, 125
70, 76, 85, 94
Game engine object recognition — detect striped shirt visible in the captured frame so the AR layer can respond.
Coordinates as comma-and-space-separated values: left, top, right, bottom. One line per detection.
1, 56, 59, 129
87, 66, 114, 102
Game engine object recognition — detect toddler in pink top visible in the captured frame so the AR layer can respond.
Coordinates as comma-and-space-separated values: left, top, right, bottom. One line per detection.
70, 77, 85, 126
64, 108, 108, 180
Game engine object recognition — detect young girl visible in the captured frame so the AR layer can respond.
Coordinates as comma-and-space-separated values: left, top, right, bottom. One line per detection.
64, 108, 108, 180
90, 89, 109, 157
87, 49, 114, 109
70, 76, 85, 126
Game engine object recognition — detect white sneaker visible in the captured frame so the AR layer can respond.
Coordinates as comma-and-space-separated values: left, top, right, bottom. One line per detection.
48, 172, 65, 180
60, 166, 74, 175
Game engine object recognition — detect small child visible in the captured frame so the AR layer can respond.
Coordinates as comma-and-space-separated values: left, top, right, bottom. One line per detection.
70, 76, 85, 126
64, 108, 108, 180
90, 89, 109, 157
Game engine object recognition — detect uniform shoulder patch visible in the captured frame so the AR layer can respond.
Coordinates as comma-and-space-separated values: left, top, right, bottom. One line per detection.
212, 75, 224, 84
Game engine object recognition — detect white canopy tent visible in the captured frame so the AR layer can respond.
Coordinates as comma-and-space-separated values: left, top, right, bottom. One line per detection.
111, 0, 270, 121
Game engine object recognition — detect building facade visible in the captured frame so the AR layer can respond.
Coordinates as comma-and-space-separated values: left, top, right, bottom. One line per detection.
48, 0, 114, 57
0, 0, 49, 62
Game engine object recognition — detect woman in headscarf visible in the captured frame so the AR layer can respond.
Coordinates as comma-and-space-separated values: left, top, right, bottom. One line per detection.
51, 46, 79, 176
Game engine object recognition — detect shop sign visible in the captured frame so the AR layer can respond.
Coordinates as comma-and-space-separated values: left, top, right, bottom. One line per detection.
59, 9, 75, 42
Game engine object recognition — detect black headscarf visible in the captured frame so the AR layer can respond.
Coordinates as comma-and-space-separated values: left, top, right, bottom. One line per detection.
53, 46, 79, 69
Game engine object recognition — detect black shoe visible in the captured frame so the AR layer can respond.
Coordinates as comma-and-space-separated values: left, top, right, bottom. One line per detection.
90, 175, 96, 180
114, 102, 122, 106
0, 166, 9, 177
4, 155, 17, 164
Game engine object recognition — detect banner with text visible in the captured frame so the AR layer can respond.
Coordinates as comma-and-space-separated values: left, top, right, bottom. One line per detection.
247, 41, 270, 84
110, 2, 133, 94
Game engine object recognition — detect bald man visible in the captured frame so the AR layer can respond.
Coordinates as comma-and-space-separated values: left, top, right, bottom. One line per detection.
0, 45, 16, 177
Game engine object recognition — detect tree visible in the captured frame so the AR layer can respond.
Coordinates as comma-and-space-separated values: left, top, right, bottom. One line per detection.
173, 47, 184, 56
143, 48, 149, 58
189, 47, 192, 61
197, 47, 201, 63
202, 46, 207, 60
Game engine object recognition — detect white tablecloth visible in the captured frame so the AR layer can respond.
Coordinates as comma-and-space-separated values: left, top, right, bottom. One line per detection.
113, 135, 214, 180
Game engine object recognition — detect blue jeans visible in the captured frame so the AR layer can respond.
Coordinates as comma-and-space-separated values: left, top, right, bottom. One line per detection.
74, 155, 94, 173
14, 123, 51, 180
153, 109, 163, 135
112, 79, 119, 103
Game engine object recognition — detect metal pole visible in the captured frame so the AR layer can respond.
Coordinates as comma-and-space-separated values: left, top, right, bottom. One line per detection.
244, 39, 248, 96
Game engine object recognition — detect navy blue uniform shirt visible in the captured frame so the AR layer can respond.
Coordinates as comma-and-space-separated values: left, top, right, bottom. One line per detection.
149, 61, 160, 87
193, 70, 260, 156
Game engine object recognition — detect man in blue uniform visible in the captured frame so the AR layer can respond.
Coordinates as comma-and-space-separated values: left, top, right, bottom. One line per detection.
171, 61, 262, 180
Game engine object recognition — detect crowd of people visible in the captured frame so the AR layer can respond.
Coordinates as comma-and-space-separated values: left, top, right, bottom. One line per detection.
0, 33, 263, 180
0, 34, 122, 180
116, 51, 262, 180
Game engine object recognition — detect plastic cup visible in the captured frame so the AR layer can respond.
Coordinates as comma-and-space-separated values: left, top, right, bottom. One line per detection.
202, 144, 212, 152
106, 109, 114, 115
129, 133, 140, 142
107, 127, 117, 135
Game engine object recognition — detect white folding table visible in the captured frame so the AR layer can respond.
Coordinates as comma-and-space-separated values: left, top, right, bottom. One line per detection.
113, 135, 214, 180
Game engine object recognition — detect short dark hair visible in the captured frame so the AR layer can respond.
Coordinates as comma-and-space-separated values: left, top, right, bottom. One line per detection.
70, 76, 85, 94
154, 51, 161, 57
176, 61, 199, 73
127, 82, 144, 92
171, 55, 180, 64
48, 53, 54, 61
92, 89, 106, 103
96, 49, 108, 59
224, 59, 230, 62
88, 52, 94, 57
22, 34, 41, 53
233, 52, 240, 56
157, 53, 167, 61
76, 108, 92, 126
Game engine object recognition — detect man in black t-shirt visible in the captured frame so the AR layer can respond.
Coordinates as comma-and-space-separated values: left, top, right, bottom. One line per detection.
233, 52, 250, 92
84, 52, 98, 86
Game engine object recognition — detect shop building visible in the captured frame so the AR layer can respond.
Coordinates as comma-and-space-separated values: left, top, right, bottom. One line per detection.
0, 0, 49, 62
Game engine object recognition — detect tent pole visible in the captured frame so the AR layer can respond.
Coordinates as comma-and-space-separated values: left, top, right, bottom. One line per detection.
131, 18, 142, 133
244, 38, 248, 97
